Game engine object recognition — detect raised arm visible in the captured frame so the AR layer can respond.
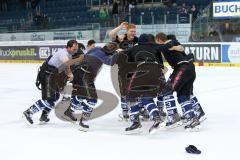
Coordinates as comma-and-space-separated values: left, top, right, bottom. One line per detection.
108, 22, 128, 41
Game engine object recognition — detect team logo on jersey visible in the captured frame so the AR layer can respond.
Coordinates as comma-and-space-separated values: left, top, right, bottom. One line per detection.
39, 47, 51, 59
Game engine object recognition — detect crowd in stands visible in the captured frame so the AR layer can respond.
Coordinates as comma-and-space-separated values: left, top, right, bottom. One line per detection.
97, 0, 201, 26
0, 0, 205, 31
0, 0, 7, 11
189, 22, 239, 42
0, 0, 239, 42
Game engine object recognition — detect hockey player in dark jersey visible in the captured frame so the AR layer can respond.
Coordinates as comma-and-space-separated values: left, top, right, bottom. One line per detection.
63, 42, 119, 131
166, 35, 205, 123
121, 34, 184, 134
109, 22, 138, 48
155, 33, 204, 130
109, 22, 139, 121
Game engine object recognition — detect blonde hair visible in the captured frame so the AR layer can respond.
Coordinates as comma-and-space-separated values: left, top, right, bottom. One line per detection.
127, 23, 136, 30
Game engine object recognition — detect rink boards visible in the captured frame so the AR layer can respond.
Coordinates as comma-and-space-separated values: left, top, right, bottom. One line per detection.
0, 41, 240, 67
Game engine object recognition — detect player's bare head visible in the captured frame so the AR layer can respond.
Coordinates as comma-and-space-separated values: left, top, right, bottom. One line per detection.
66, 40, 78, 54
167, 34, 176, 40
155, 32, 167, 44
148, 34, 155, 43
87, 39, 96, 49
78, 43, 85, 51
126, 23, 136, 40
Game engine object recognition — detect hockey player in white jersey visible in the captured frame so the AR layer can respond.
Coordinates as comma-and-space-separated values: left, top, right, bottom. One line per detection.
23, 40, 81, 124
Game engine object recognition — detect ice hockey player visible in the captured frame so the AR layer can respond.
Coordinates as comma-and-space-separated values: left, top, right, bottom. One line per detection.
166, 35, 205, 122
85, 40, 96, 53
63, 42, 119, 131
122, 34, 184, 134
60, 42, 86, 101
23, 40, 82, 124
155, 33, 204, 130
108, 22, 138, 121
156, 34, 205, 124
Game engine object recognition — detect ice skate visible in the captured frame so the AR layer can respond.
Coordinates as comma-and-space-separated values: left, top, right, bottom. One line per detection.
165, 113, 183, 129
64, 106, 77, 122
78, 112, 91, 132
39, 109, 50, 124
184, 117, 201, 132
197, 107, 206, 123
149, 117, 163, 134
78, 117, 89, 132
23, 110, 33, 125
125, 121, 142, 135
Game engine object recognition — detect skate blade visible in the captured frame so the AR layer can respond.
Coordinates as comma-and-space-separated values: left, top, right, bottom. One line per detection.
149, 127, 159, 135
149, 121, 166, 134
78, 126, 89, 132
165, 121, 183, 130
22, 115, 33, 125
38, 121, 48, 125
125, 128, 143, 135
199, 116, 207, 123
185, 125, 201, 132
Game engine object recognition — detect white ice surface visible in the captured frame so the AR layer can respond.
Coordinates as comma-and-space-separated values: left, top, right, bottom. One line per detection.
0, 63, 240, 160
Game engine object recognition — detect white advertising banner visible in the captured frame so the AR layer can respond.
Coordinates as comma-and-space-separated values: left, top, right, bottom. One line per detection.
1, 41, 240, 63
213, 2, 240, 18
0, 30, 100, 41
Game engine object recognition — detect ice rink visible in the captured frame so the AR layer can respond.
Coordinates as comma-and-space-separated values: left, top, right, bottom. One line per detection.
0, 63, 240, 160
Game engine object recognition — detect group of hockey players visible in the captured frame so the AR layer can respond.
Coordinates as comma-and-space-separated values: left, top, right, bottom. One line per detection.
23, 22, 206, 134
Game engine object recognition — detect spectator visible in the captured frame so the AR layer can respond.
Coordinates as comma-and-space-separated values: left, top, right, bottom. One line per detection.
178, 3, 189, 23
189, 31, 199, 42
26, 0, 31, 9
112, 0, 119, 26
199, 33, 207, 42
221, 22, 234, 42
112, 0, 119, 16
207, 26, 221, 42
32, 11, 49, 29
33, 12, 41, 27
128, 1, 135, 16
178, 3, 188, 14
1, 0, 7, 11
99, 4, 109, 26
171, 0, 176, 5
162, 0, 171, 7
207, 31, 221, 42
42, 13, 49, 29
189, 4, 198, 22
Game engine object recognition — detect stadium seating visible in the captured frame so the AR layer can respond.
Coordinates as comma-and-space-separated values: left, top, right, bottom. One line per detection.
0, 0, 213, 32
